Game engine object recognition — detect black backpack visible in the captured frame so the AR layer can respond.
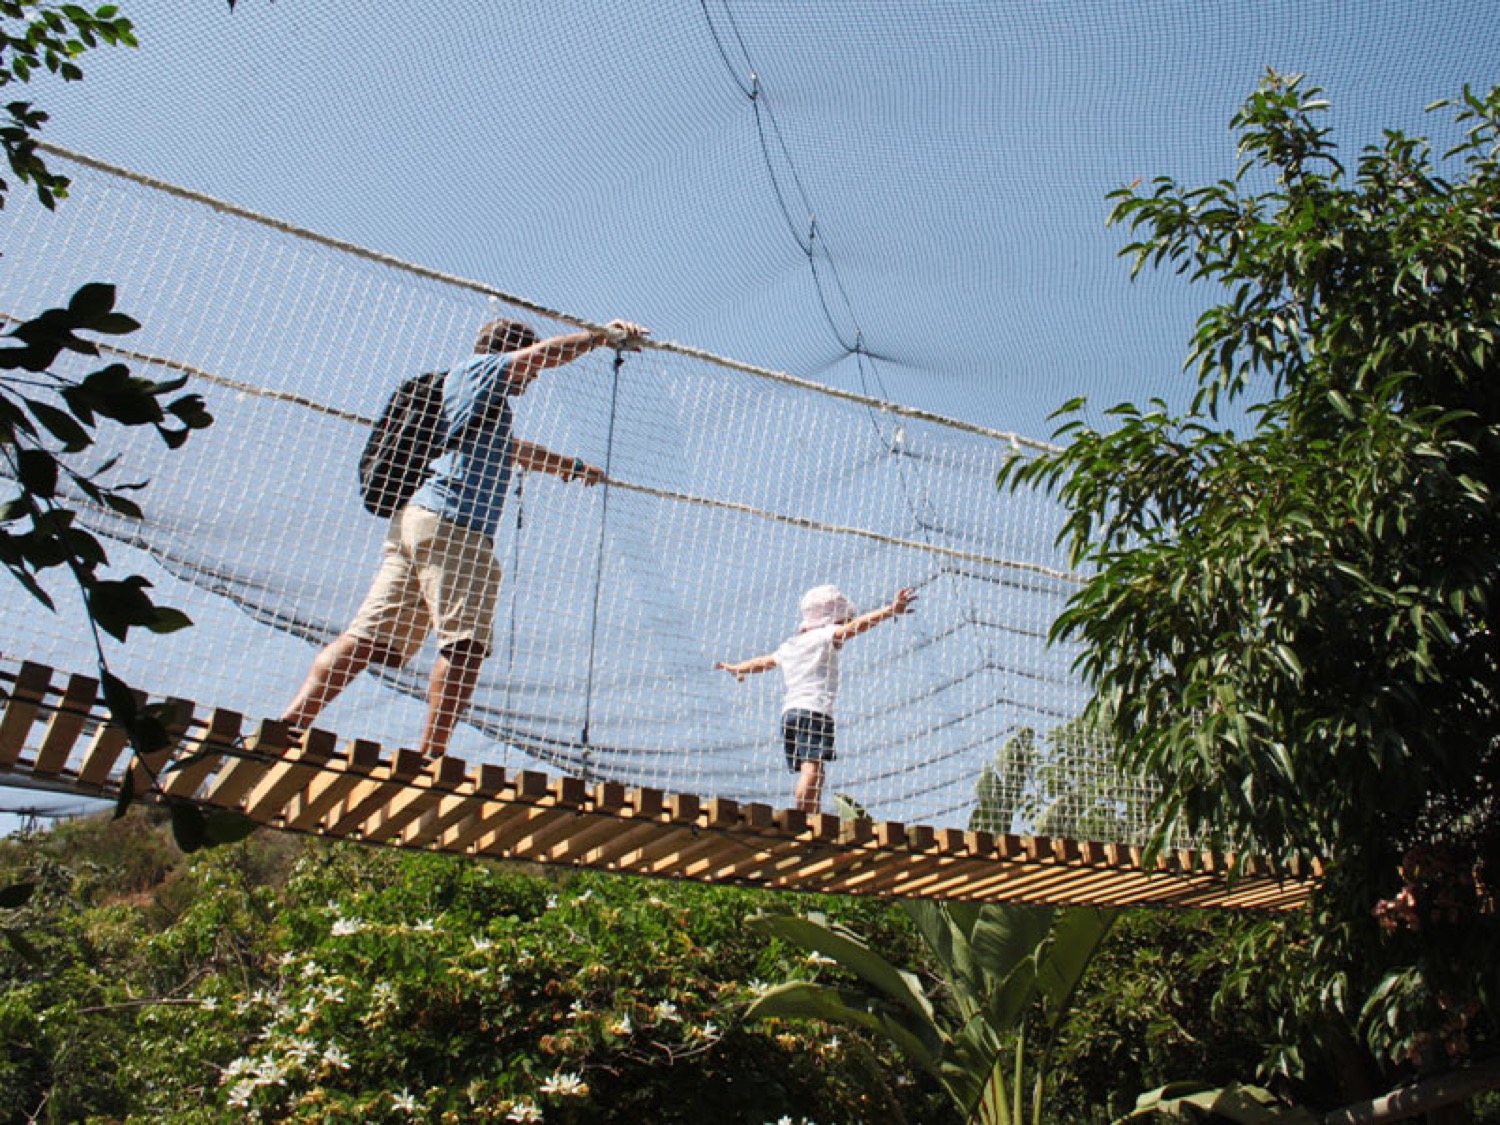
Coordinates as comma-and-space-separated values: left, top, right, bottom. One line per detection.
358, 369, 447, 518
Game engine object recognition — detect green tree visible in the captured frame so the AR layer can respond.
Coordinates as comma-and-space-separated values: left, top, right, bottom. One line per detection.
973, 713, 1142, 843
1, 0, 135, 208
3, 2, 217, 810
1002, 74, 1500, 1088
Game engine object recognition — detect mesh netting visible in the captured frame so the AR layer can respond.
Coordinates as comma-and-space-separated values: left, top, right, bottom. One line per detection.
0, 152, 1149, 836
7, 1, 1496, 840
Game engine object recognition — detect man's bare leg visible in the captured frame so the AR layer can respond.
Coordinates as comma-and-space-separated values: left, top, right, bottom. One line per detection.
418, 640, 484, 758
794, 760, 826, 814
282, 634, 380, 730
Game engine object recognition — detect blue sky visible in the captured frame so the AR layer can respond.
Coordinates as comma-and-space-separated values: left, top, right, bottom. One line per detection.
4, 1, 1500, 834
29, 0, 1500, 432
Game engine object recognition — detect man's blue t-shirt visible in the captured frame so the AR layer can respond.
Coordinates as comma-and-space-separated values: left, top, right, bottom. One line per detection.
409, 353, 515, 538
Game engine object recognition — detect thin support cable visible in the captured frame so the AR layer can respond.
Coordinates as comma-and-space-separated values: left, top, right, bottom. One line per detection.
501, 472, 526, 773
580, 347, 628, 766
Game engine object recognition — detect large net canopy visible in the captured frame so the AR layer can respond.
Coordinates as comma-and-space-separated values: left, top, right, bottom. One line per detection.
3, 1, 1498, 842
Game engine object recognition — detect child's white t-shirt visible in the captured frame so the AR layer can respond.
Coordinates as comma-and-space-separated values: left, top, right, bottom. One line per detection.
775, 625, 841, 715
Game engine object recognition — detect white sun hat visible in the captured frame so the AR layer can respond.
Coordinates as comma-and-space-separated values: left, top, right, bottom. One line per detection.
799, 584, 855, 631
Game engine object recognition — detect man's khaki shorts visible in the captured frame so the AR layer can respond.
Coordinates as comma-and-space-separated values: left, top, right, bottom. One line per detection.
347, 505, 502, 666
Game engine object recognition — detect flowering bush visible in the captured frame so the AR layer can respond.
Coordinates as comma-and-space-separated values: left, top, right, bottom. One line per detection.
1, 812, 950, 1123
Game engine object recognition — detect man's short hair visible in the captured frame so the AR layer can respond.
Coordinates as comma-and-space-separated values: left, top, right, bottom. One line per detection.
475, 318, 538, 355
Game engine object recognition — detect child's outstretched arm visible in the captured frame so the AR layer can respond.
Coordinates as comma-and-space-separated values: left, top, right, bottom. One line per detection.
834, 587, 918, 646
715, 654, 778, 682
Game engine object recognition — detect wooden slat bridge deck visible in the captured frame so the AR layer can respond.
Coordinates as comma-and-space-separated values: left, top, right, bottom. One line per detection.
0, 661, 1317, 911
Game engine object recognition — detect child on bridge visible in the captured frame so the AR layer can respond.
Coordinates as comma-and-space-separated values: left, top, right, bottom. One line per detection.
717, 584, 917, 813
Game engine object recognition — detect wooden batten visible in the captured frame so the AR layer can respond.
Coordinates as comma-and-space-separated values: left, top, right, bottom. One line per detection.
162, 709, 245, 799
283, 738, 383, 832
403, 764, 508, 849
0, 659, 1321, 913
0, 662, 53, 768
362, 755, 471, 845
325, 748, 426, 838
199, 719, 287, 810
31, 673, 99, 777
126, 698, 195, 797
243, 727, 338, 824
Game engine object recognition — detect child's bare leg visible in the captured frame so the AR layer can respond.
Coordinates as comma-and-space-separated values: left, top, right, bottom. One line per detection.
794, 760, 826, 813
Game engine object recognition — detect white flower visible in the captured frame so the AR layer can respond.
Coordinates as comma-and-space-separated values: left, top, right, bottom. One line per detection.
300, 960, 323, 979
319, 983, 346, 1005
805, 952, 836, 966
697, 1020, 720, 1040
539, 1071, 590, 1098
470, 935, 493, 952
321, 1044, 350, 1071
285, 1037, 317, 1064
372, 982, 397, 1007
826, 1035, 841, 1050
200, 995, 219, 1011
608, 1014, 633, 1036
546, 895, 559, 910
221, 1057, 255, 1082
569, 1000, 587, 1018
331, 917, 363, 936
746, 978, 770, 996
506, 1102, 544, 1123
226, 1080, 255, 1109
413, 918, 436, 933
391, 1088, 421, 1114
653, 1000, 680, 1022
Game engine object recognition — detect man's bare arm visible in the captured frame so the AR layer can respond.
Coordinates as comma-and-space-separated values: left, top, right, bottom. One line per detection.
505, 319, 650, 392
512, 440, 605, 485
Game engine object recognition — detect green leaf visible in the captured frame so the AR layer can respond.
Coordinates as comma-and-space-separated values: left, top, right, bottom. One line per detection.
2, 927, 41, 964
170, 803, 260, 853
67, 281, 117, 319
0, 881, 37, 909
20, 396, 91, 450
748, 912, 937, 1028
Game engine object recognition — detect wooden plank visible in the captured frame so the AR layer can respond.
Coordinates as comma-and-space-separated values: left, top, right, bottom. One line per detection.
697, 830, 807, 884
126, 698, 195, 797
162, 709, 245, 799
647, 830, 733, 878
32, 673, 99, 776
576, 817, 670, 867
362, 755, 470, 844
477, 805, 572, 856
283, 738, 383, 831
0, 662, 53, 767
242, 727, 339, 824
493, 778, 591, 857
437, 770, 549, 852
403, 764, 507, 848
324, 748, 426, 838
200, 720, 289, 810
606, 795, 704, 869
609, 822, 701, 872
75, 720, 132, 789
543, 808, 639, 864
